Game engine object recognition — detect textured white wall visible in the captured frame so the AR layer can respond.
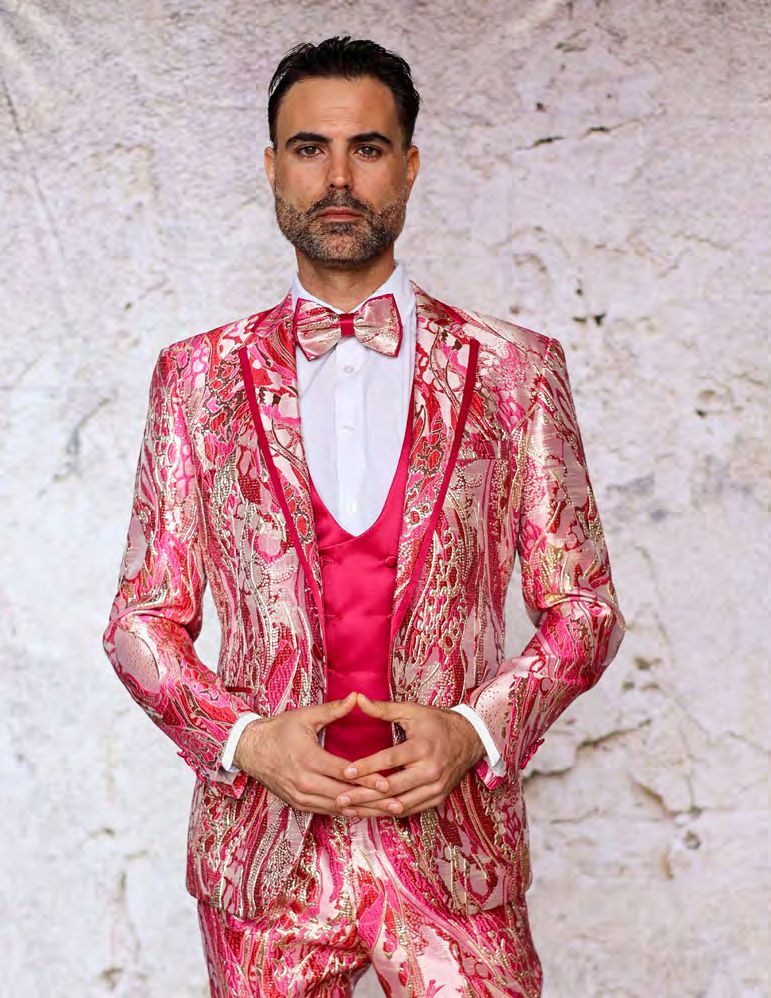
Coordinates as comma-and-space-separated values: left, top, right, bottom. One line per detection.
1, 1, 767, 996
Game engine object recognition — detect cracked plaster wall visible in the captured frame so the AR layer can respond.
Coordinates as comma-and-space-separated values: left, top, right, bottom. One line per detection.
1, 1, 767, 996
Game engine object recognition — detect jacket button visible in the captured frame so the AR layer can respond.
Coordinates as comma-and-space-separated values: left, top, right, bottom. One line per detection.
384, 554, 398, 568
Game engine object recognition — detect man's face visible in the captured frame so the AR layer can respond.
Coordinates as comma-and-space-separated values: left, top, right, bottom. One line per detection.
265, 75, 419, 268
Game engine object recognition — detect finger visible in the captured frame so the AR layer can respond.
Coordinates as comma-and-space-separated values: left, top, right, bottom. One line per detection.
341, 801, 405, 818
337, 788, 404, 814
308, 691, 358, 732
355, 692, 405, 722
377, 782, 446, 818
290, 777, 402, 815
298, 769, 403, 807
300, 756, 388, 798
288, 791, 345, 816
341, 740, 422, 780
314, 747, 394, 793
299, 771, 386, 803
334, 765, 426, 808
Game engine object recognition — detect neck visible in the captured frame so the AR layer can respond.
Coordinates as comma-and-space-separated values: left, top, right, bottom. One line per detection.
295, 252, 396, 312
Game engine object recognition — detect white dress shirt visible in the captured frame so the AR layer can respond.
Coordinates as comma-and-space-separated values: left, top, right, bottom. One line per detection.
221, 259, 506, 779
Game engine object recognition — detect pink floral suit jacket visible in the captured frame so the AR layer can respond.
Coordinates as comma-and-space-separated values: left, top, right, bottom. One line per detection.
103, 280, 626, 921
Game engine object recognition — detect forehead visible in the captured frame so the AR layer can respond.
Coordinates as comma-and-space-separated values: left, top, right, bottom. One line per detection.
276, 75, 400, 139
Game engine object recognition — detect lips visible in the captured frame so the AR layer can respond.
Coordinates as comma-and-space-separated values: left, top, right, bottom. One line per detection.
318, 208, 361, 219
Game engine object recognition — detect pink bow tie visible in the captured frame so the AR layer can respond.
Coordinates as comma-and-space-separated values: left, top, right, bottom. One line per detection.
292, 292, 403, 361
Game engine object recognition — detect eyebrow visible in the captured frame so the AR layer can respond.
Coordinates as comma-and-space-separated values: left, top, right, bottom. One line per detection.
285, 130, 394, 150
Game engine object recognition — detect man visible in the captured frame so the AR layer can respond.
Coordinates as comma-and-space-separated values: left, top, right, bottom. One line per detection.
103, 35, 625, 997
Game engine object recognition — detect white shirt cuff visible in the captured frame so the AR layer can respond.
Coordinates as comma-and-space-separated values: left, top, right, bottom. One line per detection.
220, 712, 262, 773
449, 703, 507, 776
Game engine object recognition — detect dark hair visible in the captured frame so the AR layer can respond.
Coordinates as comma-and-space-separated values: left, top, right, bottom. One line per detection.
267, 35, 421, 151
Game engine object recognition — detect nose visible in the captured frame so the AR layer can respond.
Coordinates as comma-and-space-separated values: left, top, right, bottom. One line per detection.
326, 148, 354, 190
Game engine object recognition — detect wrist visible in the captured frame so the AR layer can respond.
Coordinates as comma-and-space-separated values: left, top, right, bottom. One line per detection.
233, 717, 266, 771
446, 709, 486, 766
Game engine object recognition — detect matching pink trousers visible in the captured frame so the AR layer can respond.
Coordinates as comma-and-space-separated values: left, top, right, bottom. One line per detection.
196, 811, 543, 997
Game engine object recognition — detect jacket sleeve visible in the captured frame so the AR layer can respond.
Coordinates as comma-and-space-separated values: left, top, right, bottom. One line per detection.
462, 336, 626, 791
102, 347, 253, 799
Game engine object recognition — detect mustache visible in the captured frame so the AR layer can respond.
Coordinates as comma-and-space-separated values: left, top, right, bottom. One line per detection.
311, 197, 369, 215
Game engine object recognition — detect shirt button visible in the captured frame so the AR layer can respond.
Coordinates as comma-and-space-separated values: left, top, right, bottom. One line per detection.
343, 364, 355, 374
342, 424, 353, 433
384, 554, 398, 568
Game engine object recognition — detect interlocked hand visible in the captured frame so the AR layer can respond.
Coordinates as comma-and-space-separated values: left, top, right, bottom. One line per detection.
333, 692, 486, 818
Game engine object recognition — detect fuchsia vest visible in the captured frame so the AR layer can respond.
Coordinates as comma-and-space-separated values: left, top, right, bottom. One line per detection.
308, 412, 413, 767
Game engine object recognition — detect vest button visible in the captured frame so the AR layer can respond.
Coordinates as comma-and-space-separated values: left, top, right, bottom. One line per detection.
383, 554, 398, 568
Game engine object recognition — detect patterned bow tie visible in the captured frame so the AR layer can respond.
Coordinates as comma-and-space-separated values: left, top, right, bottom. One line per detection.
292, 292, 403, 361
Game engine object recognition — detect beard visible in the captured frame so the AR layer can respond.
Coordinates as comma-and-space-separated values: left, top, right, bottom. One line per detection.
272, 179, 409, 268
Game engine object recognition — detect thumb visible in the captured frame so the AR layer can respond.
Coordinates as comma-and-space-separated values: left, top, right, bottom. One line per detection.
356, 691, 399, 720
311, 691, 357, 731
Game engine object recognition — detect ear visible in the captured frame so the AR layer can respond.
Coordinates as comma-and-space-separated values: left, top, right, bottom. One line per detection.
264, 145, 276, 190
405, 144, 420, 194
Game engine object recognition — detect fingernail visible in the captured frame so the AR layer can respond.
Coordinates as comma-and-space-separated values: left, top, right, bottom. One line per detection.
345, 766, 357, 777
338, 795, 350, 805
388, 802, 400, 811
376, 780, 388, 791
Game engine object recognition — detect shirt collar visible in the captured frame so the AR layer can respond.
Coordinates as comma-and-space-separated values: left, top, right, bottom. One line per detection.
289, 258, 415, 330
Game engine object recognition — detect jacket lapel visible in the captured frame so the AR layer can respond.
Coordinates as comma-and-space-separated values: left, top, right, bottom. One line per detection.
236, 291, 325, 638
388, 283, 480, 643
235, 280, 480, 665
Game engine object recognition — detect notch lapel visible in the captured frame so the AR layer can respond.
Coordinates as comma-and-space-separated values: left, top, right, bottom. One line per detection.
388, 282, 480, 647
237, 293, 326, 644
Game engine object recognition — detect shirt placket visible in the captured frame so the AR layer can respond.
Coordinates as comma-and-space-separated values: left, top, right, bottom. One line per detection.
334, 337, 366, 533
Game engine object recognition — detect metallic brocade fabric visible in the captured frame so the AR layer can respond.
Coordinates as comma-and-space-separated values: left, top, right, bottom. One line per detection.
292, 291, 403, 360
103, 279, 626, 927
197, 812, 542, 997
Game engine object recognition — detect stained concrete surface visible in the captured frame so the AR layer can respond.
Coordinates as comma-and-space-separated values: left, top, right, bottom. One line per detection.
1, 1, 767, 995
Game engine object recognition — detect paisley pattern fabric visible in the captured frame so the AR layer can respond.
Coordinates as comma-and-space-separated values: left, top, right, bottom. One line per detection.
102, 280, 626, 924
197, 811, 543, 996
292, 291, 403, 360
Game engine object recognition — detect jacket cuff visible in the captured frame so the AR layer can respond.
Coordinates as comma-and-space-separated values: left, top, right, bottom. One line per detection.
470, 754, 508, 791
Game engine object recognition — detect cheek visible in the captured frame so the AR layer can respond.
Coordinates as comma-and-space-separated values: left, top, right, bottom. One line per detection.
357, 168, 404, 202
277, 165, 322, 204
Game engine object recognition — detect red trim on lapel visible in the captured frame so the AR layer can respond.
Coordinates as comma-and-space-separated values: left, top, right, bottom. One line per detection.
389, 336, 481, 640
237, 345, 326, 644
